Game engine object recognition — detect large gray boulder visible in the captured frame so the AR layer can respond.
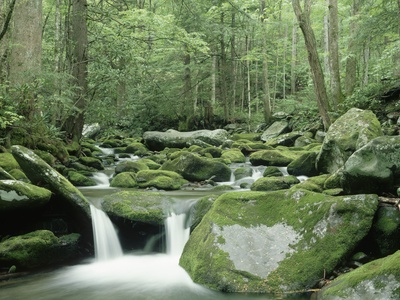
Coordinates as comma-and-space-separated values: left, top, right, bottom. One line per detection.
161, 152, 231, 182
180, 189, 378, 294
143, 129, 229, 151
342, 135, 400, 194
0, 180, 51, 211
316, 108, 382, 174
11, 145, 92, 235
317, 250, 400, 299
260, 120, 290, 142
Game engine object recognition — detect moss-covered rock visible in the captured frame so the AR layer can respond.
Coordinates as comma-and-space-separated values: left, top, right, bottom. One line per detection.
115, 160, 149, 174
317, 251, 400, 299
343, 135, 400, 194
125, 142, 150, 156
316, 108, 382, 174
263, 166, 284, 177
136, 170, 188, 190
287, 151, 318, 177
79, 157, 104, 170
251, 175, 300, 191
67, 171, 97, 187
233, 167, 253, 180
0, 230, 80, 270
370, 206, 400, 256
137, 158, 161, 170
102, 190, 174, 225
0, 180, 51, 211
249, 148, 306, 166
200, 147, 222, 158
261, 120, 290, 142
11, 146, 92, 236
8, 169, 29, 181
110, 172, 137, 188
161, 152, 231, 182
221, 149, 246, 163
232, 133, 261, 141
265, 131, 303, 147
33, 150, 57, 166
180, 190, 378, 294
0, 152, 20, 172
0, 166, 15, 180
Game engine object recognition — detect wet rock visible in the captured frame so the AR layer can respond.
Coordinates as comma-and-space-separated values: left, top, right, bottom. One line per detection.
317, 251, 400, 299
287, 151, 318, 177
265, 131, 303, 147
110, 172, 137, 188
67, 171, 97, 187
249, 147, 306, 166
161, 152, 231, 182
180, 190, 378, 294
260, 120, 290, 142
136, 170, 188, 190
115, 160, 149, 174
221, 149, 246, 163
342, 135, 400, 194
0, 230, 80, 270
125, 142, 150, 157
0, 180, 51, 211
316, 108, 382, 174
143, 129, 229, 151
79, 157, 104, 171
0, 166, 15, 180
251, 175, 300, 191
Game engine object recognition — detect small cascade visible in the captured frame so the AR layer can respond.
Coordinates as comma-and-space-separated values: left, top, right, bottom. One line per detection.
165, 212, 190, 259
91, 172, 111, 187
90, 205, 123, 260
251, 167, 264, 181
97, 146, 115, 156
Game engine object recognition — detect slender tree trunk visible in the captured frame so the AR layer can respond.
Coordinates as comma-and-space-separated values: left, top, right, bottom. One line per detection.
9, 0, 42, 120
261, 0, 272, 124
220, 11, 228, 121
246, 35, 251, 122
290, 18, 297, 95
363, 43, 370, 87
323, 0, 330, 78
230, 9, 237, 117
64, 0, 88, 143
328, 0, 342, 110
345, 0, 359, 96
211, 51, 216, 106
292, 0, 331, 130
0, 0, 16, 83
282, 24, 288, 99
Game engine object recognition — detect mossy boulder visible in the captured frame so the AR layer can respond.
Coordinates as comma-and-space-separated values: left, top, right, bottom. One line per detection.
102, 190, 173, 225
317, 251, 400, 299
11, 146, 92, 236
67, 171, 97, 187
251, 175, 300, 191
287, 151, 318, 177
188, 195, 219, 231
233, 167, 253, 180
0, 152, 20, 172
263, 166, 284, 177
342, 136, 400, 194
8, 169, 29, 181
136, 170, 188, 190
161, 152, 231, 182
316, 108, 382, 174
0, 230, 80, 270
265, 131, 303, 147
180, 189, 378, 294
137, 158, 161, 170
221, 149, 246, 163
0, 180, 52, 211
125, 142, 150, 156
79, 157, 104, 170
115, 160, 149, 174
249, 148, 306, 166
110, 172, 138, 188
0, 166, 15, 180
200, 147, 222, 158
370, 206, 400, 256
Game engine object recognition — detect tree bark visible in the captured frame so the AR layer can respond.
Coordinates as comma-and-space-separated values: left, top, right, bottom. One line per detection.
261, 0, 272, 124
292, 0, 331, 130
345, 0, 359, 96
328, 0, 342, 110
290, 18, 298, 95
64, 0, 88, 143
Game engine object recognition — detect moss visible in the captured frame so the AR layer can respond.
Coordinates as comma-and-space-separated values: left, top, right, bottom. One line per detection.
136, 170, 187, 190
232, 133, 261, 141
115, 160, 149, 174
249, 148, 307, 166
221, 149, 246, 163
125, 142, 149, 156
137, 158, 161, 170
8, 169, 28, 181
33, 150, 56, 166
251, 176, 300, 191
102, 190, 173, 225
110, 172, 138, 188
0, 152, 20, 172
79, 157, 104, 170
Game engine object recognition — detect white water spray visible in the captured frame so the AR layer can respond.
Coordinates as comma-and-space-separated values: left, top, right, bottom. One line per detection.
165, 212, 190, 259
90, 205, 123, 260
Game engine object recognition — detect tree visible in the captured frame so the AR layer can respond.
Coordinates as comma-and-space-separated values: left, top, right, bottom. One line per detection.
64, 0, 88, 143
292, 0, 331, 130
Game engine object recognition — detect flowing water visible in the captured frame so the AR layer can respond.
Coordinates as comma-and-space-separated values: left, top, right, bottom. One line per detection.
0, 151, 310, 300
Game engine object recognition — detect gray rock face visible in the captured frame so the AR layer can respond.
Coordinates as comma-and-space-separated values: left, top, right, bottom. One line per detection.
180, 189, 378, 294
143, 129, 229, 151
0, 180, 51, 211
316, 108, 383, 174
260, 120, 290, 142
342, 135, 400, 194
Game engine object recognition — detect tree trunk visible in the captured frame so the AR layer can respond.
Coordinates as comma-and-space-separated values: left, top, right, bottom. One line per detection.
211, 51, 216, 106
290, 18, 298, 95
246, 35, 251, 122
0, 0, 16, 83
328, 0, 342, 110
292, 0, 331, 130
345, 0, 359, 96
261, 0, 272, 124
64, 0, 88, 143
9, 0, 42, 120
220, 11, 229, 121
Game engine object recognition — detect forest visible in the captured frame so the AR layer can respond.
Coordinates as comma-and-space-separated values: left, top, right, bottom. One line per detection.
0, 0, 400, 147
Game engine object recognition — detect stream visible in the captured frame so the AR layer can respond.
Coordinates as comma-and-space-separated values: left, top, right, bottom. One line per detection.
0, 150, 309, 300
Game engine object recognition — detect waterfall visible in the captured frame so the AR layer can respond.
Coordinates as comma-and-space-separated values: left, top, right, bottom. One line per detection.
165, 212, 190, 259
90, 205, 123, 260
